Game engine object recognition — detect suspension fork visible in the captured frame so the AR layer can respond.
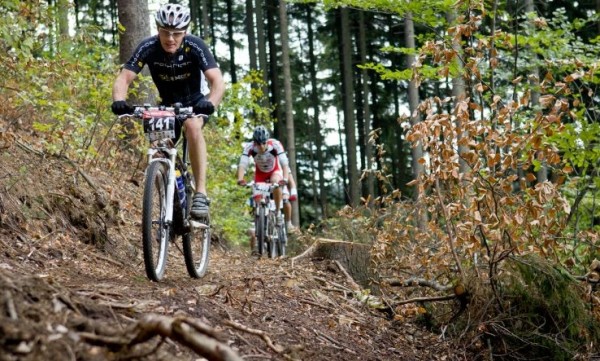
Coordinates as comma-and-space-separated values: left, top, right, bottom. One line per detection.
147, 147, 178, 225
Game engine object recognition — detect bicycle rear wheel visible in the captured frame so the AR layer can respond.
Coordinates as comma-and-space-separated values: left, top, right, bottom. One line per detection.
183, 218, 210, 278
181, 171, 210, 278
142, 161, 170, 281
268, 213, 278, 258
277, 224, 287, 257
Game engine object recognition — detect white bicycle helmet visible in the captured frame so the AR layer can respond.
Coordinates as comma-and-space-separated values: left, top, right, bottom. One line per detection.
155, 4, 191, 29
253, 125, 270, 143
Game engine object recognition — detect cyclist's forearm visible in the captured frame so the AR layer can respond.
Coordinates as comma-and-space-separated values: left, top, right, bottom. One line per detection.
282, 167, 289, 181
236, 166, 246, 181
112, 81, 129, 101
112, 69, 136, 101
207, 81, 225, 106
205, 68, 225, 106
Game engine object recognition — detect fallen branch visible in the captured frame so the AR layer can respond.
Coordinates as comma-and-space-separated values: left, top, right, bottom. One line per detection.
298, 297, 334, 311
313, 276, 352, 293
334, 260, 361, 292
291, 240, 318, 266
89, 252, 124, 268
394, 294, 457, 306
313, 329, 356, 355
382, 277, 452, 292
15, 139, 43, 156
434, 178, 464, 277
62, 156, 100, 193
224, 319, 284, 354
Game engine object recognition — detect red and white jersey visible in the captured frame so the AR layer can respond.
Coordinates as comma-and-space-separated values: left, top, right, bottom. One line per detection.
239, 139, 289, 174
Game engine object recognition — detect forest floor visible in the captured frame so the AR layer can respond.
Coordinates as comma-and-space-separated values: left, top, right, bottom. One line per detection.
0, 120, 471, 360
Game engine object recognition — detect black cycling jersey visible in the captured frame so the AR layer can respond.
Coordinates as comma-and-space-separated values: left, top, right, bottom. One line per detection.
123, 35, 218, 107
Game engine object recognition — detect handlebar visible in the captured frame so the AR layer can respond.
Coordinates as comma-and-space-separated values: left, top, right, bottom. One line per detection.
117, 104, 207, 119
240, 181, 280, 189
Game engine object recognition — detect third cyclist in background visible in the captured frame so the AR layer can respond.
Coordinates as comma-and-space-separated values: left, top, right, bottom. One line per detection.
282, 167, 298, 232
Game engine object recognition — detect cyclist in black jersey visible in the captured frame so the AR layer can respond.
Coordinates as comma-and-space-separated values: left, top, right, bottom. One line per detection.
111, 3, 225, 219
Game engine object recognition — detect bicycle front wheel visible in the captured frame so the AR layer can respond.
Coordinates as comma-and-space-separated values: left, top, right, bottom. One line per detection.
183, 217, 210, 278
256, 206, 266, 256
142, 161, 170, 281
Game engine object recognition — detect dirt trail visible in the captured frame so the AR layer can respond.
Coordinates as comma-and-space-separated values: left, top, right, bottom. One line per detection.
0, 128, 461, 360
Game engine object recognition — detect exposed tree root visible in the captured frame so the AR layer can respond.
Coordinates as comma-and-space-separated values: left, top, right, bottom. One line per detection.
79, 314, 243, 361
224, 319, 284, 354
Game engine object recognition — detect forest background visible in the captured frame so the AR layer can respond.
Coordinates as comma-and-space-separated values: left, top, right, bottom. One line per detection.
2, 0, 600, 359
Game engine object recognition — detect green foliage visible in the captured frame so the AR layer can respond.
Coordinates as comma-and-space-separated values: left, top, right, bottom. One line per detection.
493, 255, 599, 359
360, 61, 442, 81
318, 0, 455, 26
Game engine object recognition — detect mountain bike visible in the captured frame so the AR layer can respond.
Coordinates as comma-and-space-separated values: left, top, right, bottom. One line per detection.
120, 105, 210, 281
245, 181, 287, 258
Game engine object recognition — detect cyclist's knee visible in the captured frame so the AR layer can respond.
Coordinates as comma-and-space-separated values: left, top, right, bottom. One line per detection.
185, 117, 204, 133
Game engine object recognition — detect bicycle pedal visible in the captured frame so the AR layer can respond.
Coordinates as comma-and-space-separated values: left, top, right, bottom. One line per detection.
188, 219, 209, 229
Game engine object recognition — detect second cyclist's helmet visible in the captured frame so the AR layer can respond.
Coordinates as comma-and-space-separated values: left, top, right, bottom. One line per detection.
155, 4, 191, 29
253, 126, 270, 144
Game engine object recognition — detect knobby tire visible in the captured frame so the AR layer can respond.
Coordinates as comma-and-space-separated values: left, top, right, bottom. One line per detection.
182, 171, 210, 278
142, 161, 170, 281
256, 206, 266, 256
182, 222, 210, 278
268, 212, 278, 258
278, 224, 287, 257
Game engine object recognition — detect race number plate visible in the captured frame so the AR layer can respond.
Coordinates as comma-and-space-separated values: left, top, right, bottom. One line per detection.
142, 110, 176, 141
252, 183, 271, 200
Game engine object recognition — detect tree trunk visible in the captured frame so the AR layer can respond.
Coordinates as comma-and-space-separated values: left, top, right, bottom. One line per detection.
226, 0, 237, 84
266, 0, 283, 133
306, 5, 327, 218
202, 0, 215, 54
245, 0, 257, 72
116, 0, 153, 104
255, 0, 270, 108
57, 0, 70, 38
337, 111, 348, 203
524, 0, 546, 183
405, 11, 428, 231
446, 10, 468, 175
339, 8, 360, 207
201, 0, 210, 39
278, 0, 299, 226
358, 11, 374, 202
189, 0, 200, 34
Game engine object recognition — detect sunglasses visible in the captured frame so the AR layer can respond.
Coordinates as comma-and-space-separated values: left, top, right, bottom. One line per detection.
158, 27, 186, 39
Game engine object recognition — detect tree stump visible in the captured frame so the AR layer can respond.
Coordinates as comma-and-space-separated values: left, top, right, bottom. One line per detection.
298, 238, 377, 292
